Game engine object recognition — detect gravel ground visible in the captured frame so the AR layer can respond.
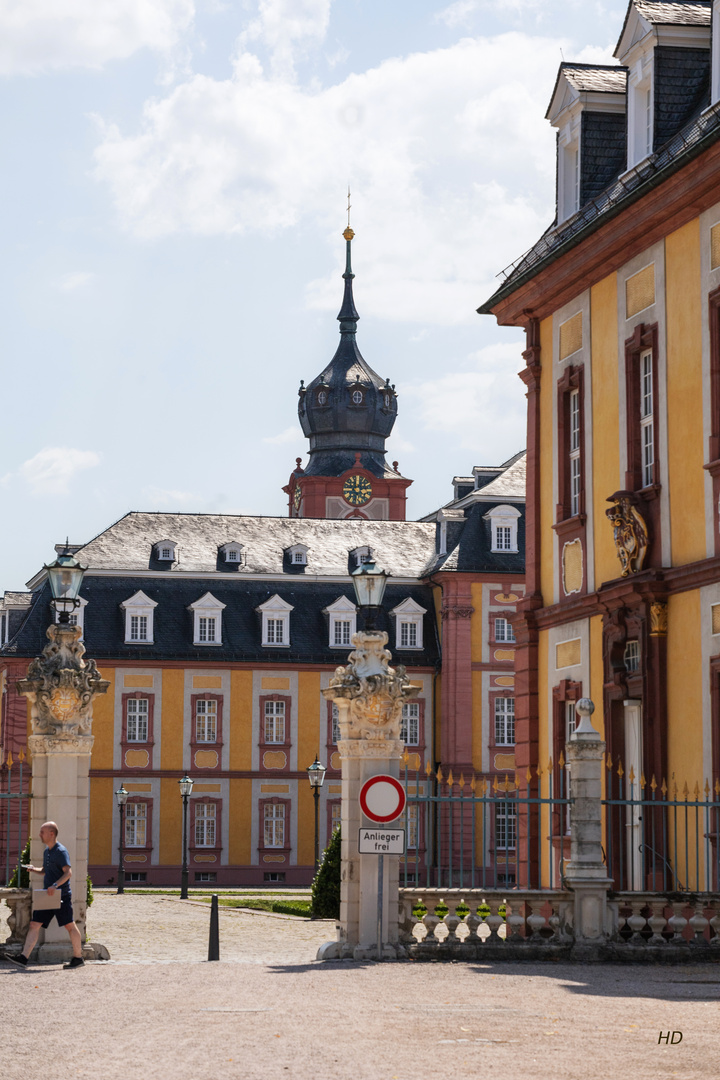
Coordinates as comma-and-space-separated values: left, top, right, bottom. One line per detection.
1, 894, 718, 1080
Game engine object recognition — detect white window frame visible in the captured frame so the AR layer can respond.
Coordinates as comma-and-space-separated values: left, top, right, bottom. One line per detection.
494, 617, 515, 643
264, 803, 285, 848
195, 699, 217, 743
559, 135, 581, 223
264, 700, 286, 744
188, 592, 226, 647
350, 546, 373, 568
400, 702, 420, 746
484, 504, 521, 554
125, 802, 147, 848
495, 803, 517, 850
624, 640, 640, 673
286, 544, 308, 566
569, 387, 581, 517
154, 540, 177, 562
390, 597, 426, 651
127, 697, 149, 743
494, 697, 515, 746
194, 802, 216, 848
120, 590, 157, 645
220, 542, 244, 565
640, 348, 654, 488
257, 595, 294, 648
324, 595, 357, 649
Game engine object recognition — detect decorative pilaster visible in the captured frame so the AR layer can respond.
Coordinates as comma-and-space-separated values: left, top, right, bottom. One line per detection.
17, 623, 109, 961
317, 631, 418, 960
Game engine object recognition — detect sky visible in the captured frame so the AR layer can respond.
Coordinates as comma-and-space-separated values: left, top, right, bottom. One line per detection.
0, 0, 628, 590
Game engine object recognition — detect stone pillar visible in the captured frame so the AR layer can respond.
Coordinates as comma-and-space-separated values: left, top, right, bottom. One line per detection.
317, 631, 418, 961
564, 698, 613, 946
17, 623, 109, 962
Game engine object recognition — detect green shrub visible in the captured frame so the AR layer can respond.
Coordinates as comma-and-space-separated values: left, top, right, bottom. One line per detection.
87, 874, 94, 907
8, 841, 30, 889
311, 825, 341, 920
271, 900, 312, 917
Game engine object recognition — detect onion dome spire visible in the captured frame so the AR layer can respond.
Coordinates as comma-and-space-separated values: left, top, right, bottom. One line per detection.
337, 225, 359, 332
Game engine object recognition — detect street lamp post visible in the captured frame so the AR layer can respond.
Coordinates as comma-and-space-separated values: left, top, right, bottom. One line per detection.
44, 544, 86, 624
307, 756, 327, 874
115, 785, 128, 895
179, 773, 194, 899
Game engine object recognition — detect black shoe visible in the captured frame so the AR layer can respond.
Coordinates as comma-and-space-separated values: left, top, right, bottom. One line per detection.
8, 954, 28, 967
63, 957, 85, 969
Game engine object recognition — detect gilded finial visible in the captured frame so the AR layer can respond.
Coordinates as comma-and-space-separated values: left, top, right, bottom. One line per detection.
343, 186, 354, 241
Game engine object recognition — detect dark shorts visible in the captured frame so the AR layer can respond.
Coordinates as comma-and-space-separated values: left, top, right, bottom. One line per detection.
31, 899, 74, 928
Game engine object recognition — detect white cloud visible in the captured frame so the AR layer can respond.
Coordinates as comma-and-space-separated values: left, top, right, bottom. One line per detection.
93, 32, 578, 324
262, 426, 304, 445
54, 271, 95, 292
238, 0, 332, 80
404, 340, 526, 452
18, 448, 101, 495
142, 485, 197, 505
0, 0, 195, 76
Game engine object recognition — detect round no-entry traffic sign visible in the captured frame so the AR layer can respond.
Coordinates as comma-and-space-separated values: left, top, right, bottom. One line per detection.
359, 774, 406, 824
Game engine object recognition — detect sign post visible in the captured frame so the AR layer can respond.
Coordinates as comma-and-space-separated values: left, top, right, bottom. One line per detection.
358, 775, 406, 961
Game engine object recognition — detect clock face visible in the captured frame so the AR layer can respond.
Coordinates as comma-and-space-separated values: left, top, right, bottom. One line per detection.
343, 474, 372, 506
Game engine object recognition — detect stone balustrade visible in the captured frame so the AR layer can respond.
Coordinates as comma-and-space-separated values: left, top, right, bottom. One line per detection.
607, 892, 720, 953
399, 888, 574, 959
0, 888, 31, 955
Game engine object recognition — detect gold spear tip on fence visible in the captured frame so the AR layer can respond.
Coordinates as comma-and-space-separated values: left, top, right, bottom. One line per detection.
459, 773, 465, 789
447, 769, 454, 788
436, 767, 443, 784
629, 765, 635, 784
640, 772, 646, 790
526, 766, 532, 783
705, 779, 711, 797
425, 760, 432, 777
470, 774, 476, 792
402, 749, 409, 765
682, 781, 689, 799
650, 774, 657, 791
617, 758, 624, 777
661, 778, 668, 796
18, 748, 25, 763
548, 756, 553, 772
715, 778, 720, 797
503, 774, 510, 792
6, 752, 12, 769
558, 751, 565, 769
606, 753, 613, 770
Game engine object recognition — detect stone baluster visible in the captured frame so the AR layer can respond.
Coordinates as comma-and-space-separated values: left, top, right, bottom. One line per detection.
464, 906, 482, 943
398, 895, 418, 944
526, 898, 548, 942
689, 903, 709, 946
626, 902, 648, 944
505, 900, 526, 941
484, 898, 504, 943
443, 901, 461, 944
667, 902, 689, 944
422, 906, 441, 945
647, 901, 668, 945
709, 907, 720, 946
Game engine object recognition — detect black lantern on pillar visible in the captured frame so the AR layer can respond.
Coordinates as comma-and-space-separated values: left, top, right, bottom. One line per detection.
351, 560, 388, 631
45, 545, 86, 624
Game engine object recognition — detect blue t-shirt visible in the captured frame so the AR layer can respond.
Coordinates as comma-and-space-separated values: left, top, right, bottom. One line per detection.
43, 842, 72, 899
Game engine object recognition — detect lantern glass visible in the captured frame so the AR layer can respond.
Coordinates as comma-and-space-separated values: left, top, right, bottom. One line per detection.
307, 757, 326, 789
115, 785, 129, 807
178, 774, 194, 797
351, 561, 388, 609
45, 551, 86, 607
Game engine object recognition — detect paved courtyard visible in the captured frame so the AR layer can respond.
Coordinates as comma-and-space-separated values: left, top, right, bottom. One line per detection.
1, 893, 718, 1080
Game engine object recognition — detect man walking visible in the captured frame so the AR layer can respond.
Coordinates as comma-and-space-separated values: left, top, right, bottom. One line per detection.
9, 821, 84, 970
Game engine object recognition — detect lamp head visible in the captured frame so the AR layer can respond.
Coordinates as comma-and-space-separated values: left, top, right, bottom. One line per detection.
44, 546, 86, 623
306, 756, 326, 789
178, 773, 194, 797
115, 785, 129, 807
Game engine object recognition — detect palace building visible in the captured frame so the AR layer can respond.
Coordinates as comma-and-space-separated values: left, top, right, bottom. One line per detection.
480, 0, 720, 885
1, 229, 526, 887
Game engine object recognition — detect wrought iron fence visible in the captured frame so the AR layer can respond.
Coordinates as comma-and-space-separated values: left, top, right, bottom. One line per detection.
603, 756, 720, 893
399, 754, 571, 891
0, 748, 30, 886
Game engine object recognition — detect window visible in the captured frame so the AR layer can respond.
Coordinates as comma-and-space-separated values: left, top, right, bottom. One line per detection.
161, 548, 171, 560
485, 505, 521, 553
126, 872, 146, 883
390, 598, 426, 650
154, 540, 177, 562
220, 542, 244, 564
331, 802, 341, 833
195, 699, 217, 743
401, 703, 420, 746
624, 640, 640, 673
494, 698, 515, 746
264, 700, 286, 743
264, 872, 285, 882
264, 803, 285, 847
189, 592, 225, 646
331, 703, 341, 744
318, 390, 327, 405
125, 803, 147, 847
384, 393, 391, 408
565, 700, 577, 744
640, 349, 654, 488
494, 617, 515, 643
195, 803, 216, 847
121, 591, 157, 645
569, 388, 581, 517
130, 615, 148, 642
495, 803, 517, 849
334, 620, 351, 646
257, 595, 294, 647
293, 551, 304, 563
352, 389, 363, 404
127, 698, 149, 743
286, 545, 308, 567
325, 596, 357, 647
227, 550, 238, 561
195, 872, 217, 882
407, 803, 418, 849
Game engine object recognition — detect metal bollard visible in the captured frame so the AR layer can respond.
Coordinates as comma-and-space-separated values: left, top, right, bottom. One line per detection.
208, 893, 220, 961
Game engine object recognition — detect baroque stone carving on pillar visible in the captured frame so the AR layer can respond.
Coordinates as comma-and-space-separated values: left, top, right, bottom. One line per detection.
317, 631, 419, 961
605, 491, 649, 577
16, 623, 109, 961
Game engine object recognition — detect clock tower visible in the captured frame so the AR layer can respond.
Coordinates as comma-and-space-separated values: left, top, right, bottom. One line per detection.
284, 227, 412, 520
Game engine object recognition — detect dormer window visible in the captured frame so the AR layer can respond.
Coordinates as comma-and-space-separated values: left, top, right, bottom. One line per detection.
384, 393, 391, 408
188, 592, 226, 646
390, 597, 426, 651
257, 595, 294, 647
220, 542, 244, 565
286, 544, 308, 567
324, 596, 358, 648
317, 391, 328, 405
154, 540, 177, 563
121, 591, 158, 645
484, 504, 521, 553
351, 546, 373, 568
628, 62, 653, 168
351, 389, 364, 405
